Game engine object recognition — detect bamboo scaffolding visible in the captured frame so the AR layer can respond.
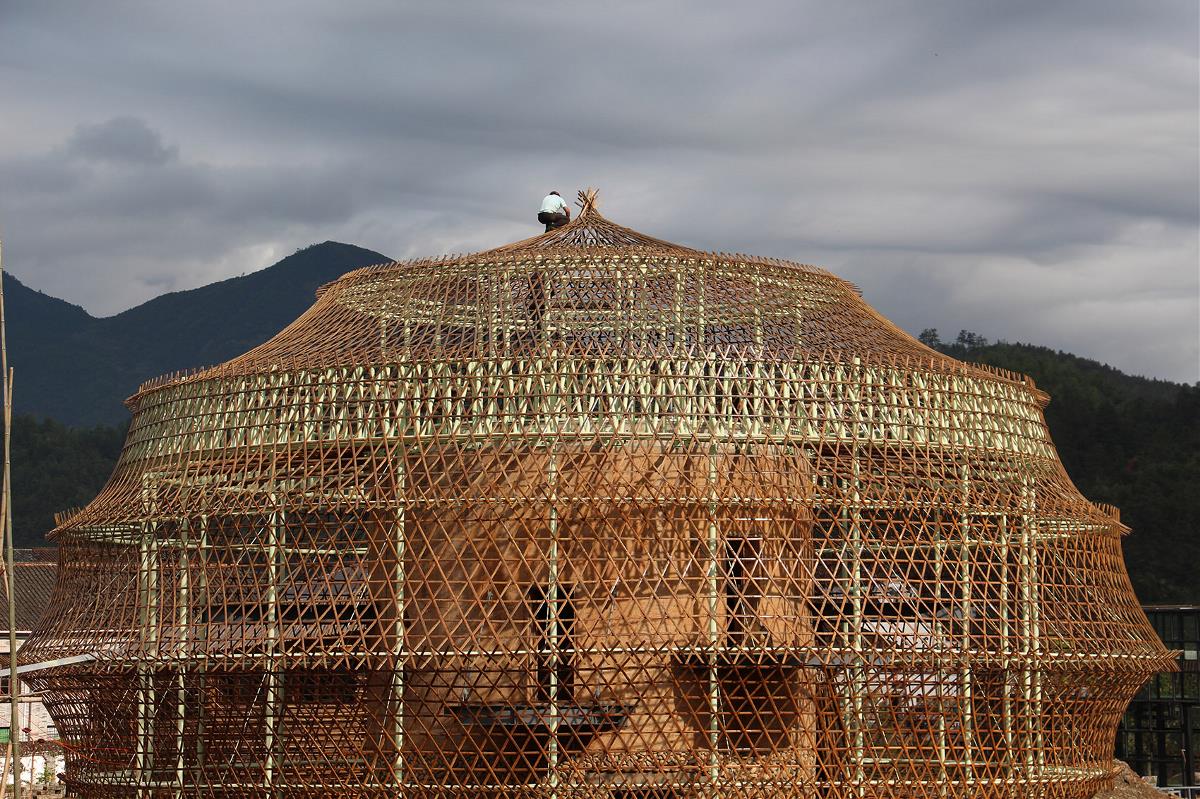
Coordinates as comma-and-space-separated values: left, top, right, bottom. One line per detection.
18, 191, 1173, 798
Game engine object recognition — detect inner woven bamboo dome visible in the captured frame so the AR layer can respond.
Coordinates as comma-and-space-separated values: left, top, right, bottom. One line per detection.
23, 190, 1172, 798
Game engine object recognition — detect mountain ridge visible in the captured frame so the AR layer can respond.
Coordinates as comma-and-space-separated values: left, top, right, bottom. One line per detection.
5, 241, 391, 425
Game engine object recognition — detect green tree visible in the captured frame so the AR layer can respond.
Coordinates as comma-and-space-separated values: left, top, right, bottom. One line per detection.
918, 328, 941, 347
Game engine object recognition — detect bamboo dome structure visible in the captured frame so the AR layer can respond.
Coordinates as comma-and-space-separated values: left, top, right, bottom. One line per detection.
21, 190, 1171, 798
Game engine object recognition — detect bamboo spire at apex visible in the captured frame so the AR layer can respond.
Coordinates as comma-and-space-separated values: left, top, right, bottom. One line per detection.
576, 187, 600, 215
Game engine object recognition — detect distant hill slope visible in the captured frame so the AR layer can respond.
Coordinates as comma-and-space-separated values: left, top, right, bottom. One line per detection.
5, 242, 391, 426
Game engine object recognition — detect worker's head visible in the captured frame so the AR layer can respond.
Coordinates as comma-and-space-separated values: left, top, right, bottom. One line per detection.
550, 191, 560, 197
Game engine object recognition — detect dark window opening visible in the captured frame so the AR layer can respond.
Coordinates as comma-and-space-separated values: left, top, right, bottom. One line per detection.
528, 584, 576, 703
724, 534, 763, 646
285, 670, 359, 706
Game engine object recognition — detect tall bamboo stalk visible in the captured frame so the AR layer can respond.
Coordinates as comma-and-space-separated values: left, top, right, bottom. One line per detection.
0, 239, 20, 799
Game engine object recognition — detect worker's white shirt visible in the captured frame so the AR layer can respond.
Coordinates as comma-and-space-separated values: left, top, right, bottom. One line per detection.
540, 194, 569, 214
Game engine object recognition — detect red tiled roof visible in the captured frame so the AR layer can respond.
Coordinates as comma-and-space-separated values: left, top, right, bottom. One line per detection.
0, 551, 58, 632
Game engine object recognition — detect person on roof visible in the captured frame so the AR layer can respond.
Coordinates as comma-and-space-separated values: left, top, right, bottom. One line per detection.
537, 191, 571, 232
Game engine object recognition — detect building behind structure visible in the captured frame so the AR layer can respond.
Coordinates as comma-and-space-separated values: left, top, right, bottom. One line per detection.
18, 191, 1172, 798
1116, 605, 1200, 790
0, 548, 64, 792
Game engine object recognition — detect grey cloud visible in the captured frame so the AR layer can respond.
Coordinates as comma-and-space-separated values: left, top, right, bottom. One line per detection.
0, 0, 1194, 382
65, 116, 178, 165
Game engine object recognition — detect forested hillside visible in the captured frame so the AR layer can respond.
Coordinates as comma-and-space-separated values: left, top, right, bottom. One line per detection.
4, 241, 390, 425
10, 416, 127, 546
922, 329, 1199, 603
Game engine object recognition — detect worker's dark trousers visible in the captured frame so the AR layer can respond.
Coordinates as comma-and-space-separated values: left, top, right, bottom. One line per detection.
538, 211, 568, 231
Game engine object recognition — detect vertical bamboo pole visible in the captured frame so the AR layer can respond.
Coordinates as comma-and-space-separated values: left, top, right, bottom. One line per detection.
194, 516, 208, 784
672, 271, 685, 351
388, 358, 413, 793
836, 358, 866, 799
1020, 478, 1035, 779
389, 459, 407, 791
1, 381, 14, 799
149, 530, 160, 794
999, 513, 1013, 759
546, 446, 560, 798
930, 450, 948, 792
136, 492, 149, 795
542, 319, 564, 796
1028, 483, 1044, 773
696, 268, 723, 794
174, 519, 190, 798
0, 240, 19, 799
959, 464, 974, 785
706, 438, 721, 792
934, 538, 947, 790
263, 499, 283, 795
849, 419, 866, 798
135, 520, 160, 799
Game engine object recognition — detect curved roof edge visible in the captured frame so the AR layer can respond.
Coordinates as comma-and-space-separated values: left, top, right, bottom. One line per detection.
124, 190, 1045, 407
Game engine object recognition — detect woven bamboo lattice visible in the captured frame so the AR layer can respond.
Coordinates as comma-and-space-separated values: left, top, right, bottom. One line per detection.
21, 190, 1172, 798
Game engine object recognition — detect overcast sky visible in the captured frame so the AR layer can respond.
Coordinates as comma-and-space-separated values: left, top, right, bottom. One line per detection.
0, 1, 1196, 382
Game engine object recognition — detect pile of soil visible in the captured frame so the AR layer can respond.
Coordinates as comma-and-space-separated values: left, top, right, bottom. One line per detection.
1092, 760, 1172, 798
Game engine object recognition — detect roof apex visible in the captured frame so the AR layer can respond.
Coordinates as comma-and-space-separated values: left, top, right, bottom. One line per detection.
478, 188, 706, 258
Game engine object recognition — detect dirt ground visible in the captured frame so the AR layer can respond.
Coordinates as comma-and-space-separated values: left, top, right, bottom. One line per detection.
1092, 760, 1175, 798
